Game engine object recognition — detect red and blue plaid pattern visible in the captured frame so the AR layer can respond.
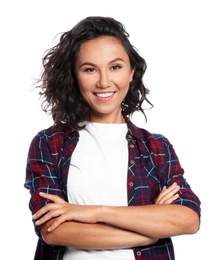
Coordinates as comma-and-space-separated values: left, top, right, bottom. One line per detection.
25, 116, 201, 260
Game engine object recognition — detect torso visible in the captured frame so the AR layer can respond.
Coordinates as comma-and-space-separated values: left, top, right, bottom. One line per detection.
64, 122, 135, 260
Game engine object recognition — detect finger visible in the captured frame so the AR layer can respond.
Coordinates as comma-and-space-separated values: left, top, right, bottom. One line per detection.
154, 187, 166, 204
35, 214, 52, 226
162, 182, 178, 195
39, 192, 65, 203
47, 216, 66, 232
158, 193, 179, 204
32, 205, 50, 220
156, 184, 180, 204
162, 193, 179, 204
154, 186, 170, 204
162, 185, 180, 199
46, 207, 75, 231
34, 207, 63, 226
157, 183, 177, 200
162, 186, 167, 191
32, 203, 58, 220
159, 186, 180, 204
162, 183, 179, 195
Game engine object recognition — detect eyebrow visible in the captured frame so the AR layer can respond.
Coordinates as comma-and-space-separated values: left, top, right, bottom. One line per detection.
79, 58, 126, 68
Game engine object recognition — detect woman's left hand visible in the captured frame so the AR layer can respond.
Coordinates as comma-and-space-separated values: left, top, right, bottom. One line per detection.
154, 182, 180, 205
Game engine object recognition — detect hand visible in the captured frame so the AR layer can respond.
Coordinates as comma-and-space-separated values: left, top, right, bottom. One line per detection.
154, 182, 180, 205
32, 192, 101, 232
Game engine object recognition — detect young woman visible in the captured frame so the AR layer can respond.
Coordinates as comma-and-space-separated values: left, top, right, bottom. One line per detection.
25, 16, 201, 260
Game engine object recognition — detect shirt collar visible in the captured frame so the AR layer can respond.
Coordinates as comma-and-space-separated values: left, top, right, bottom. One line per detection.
123, 114, 146, 143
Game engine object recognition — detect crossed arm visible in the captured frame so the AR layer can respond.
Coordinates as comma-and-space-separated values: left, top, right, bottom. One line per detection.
32, 183, 199, 249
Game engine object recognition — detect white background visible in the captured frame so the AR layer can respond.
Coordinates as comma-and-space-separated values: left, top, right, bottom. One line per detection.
1, 0, 219, 259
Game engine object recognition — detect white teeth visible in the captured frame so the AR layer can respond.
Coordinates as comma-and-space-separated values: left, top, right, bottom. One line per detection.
96, 92, 114, 98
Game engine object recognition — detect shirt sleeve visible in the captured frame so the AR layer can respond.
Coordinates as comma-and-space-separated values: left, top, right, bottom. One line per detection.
24, 129, 66, 237
160, 135, 201, 217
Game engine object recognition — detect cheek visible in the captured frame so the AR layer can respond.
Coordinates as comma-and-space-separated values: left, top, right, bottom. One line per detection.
116, 76, 132, 90
78, 84, 90, 102
79, 87, 91, 101
118, 70, 134, 87
78, 76, 93, 93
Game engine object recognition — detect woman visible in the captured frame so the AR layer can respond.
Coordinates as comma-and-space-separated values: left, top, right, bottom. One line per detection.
25, 16, 201, 260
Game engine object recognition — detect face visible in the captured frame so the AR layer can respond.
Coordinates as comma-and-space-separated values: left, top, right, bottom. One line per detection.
75, 36, 134, 123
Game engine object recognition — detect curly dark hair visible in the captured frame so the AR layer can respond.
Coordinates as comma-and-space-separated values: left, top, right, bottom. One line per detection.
35, 16, 153, 130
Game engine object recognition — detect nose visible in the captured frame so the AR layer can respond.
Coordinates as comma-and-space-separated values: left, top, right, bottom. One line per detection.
96, 69, 111, 89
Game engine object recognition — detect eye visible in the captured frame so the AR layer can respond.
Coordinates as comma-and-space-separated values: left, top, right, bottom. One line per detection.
84, 67, 96, 73
111, 65, 122, 70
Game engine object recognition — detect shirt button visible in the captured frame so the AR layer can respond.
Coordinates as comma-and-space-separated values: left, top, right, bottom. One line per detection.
130, 160, 135, 164
130, 144, 134, 148
129, 182, 134, 187
137, 251, 141, 256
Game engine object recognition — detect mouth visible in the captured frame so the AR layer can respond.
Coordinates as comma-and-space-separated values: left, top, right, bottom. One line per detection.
94, 92, 115, 99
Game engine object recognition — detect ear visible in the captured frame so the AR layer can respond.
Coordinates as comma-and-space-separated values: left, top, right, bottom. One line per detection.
129, 68, 135, 82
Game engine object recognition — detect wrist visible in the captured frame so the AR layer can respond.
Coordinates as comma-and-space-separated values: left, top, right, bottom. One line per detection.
97, 205, 110, 223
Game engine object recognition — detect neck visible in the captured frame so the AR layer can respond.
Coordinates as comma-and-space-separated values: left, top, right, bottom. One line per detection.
90, 112, 125, 124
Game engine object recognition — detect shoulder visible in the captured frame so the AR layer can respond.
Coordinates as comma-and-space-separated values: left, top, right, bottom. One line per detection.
140, 128, 169, 146
36, 125, 66, 139
138, 127, 172, 154
126, 118, 170, 149
30, 125, 78, 151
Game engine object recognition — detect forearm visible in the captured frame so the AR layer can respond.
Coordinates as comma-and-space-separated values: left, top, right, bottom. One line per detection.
101, 204, 200, 238
41, 220, 157, 249
35, 188, 199, 244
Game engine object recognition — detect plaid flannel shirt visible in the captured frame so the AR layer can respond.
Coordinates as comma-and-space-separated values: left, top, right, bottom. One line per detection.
24, 116, 201, 260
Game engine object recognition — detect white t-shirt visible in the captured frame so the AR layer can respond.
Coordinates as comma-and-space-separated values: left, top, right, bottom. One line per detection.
64, 122, 135, 260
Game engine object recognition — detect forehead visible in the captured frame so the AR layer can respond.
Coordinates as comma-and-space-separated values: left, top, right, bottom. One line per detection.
78, 36, 128, 59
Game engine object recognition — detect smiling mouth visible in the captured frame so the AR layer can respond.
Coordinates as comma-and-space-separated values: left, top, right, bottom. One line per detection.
95, 92, 115, 98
